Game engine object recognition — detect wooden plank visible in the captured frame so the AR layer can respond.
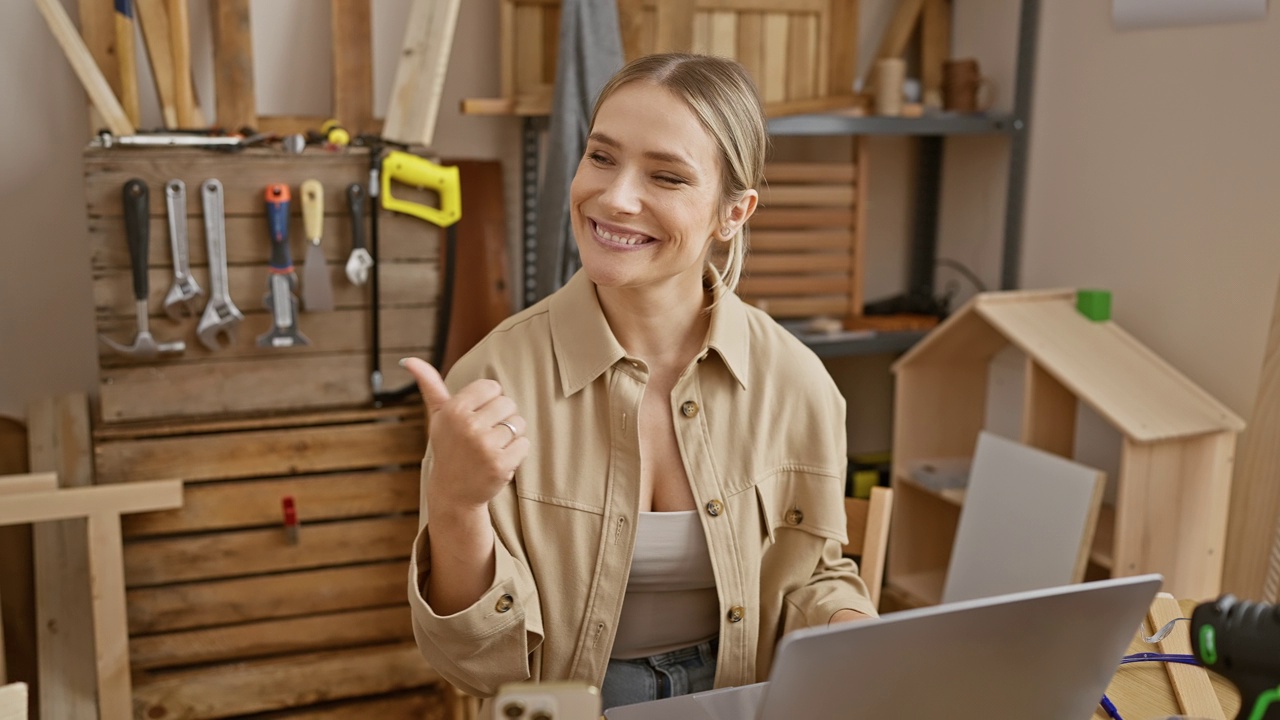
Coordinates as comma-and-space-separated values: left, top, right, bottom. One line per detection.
130, 606, 412, 670
331, 0, 375, 133
211, 0, 256, 130
89, 214, 437, 269
252, 691, 445, 720
1225, 279, 1280, 600
1148, 593, 1226, 719
749, 230, 852, 252
786, 14, 816, 101
255, 115, 332, 135
132, 643, 439, 720
28, 395, 96, 720
95, 418, 424, 485
758, 184, 855, 207
761, 13, 788, 104
35, 0, 133, 136
0, 482, 182, 526
0, 473, 57, 496
617, 0, 647, 62
921, 0, 951, 105
135, 0, 178, 127
738, 275, 850, 297
1021, 359, 1078, 458
736, 12, 765, 84
0, 683, 27, 720
127, 561, 408, 634
851, 135, 868, 316
707, 11, 736, 57
167, 0, 197, 127
92, 260, 438, 320
85, 514, 130, 720
98, 351, 433, 422
745, 253, 851, 275
764, 162, 856, 183
114, 0, 141, 128
122, 469, 418, 537
827, 0, 858, 96
540, 3, 560, 85
514, 4, 544, 98
749, 207, 857, 229
655, 0, 695, 52
764, 94, 861, 118
737, 296, 848, 318
875, 0, 926, 62
692, 11, 711, 55
383, 0, 463, 148
93, 405, 419, 442
76, 0, 122, 135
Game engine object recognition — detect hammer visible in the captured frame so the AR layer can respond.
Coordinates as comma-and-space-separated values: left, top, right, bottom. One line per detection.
100, 179, 186, 359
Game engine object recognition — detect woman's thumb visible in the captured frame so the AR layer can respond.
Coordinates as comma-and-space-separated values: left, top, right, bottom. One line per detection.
400, 358, 450, 413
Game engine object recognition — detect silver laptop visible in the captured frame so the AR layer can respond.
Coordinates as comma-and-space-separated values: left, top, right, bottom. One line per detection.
605, 574, 1161, 720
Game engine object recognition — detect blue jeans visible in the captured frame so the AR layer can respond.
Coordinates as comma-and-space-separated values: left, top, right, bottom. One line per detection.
600, 637, 719, 711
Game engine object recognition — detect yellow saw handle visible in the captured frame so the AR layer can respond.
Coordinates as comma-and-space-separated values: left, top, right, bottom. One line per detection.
381, 151, 462, 228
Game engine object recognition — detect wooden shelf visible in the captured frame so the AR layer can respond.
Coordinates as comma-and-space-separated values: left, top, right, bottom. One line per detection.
896, 473, 966, 507
1090, 502, 1116, 571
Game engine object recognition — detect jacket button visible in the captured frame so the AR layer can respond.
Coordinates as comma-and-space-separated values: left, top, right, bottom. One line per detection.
681, 401, 699, 418
495, 594, 514, 613
727, 606, 746, 623
705, 499, 723, 517
785, 508, 804, 525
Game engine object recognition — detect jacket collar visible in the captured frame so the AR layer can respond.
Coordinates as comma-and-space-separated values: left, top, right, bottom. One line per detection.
549, 271, 751, 397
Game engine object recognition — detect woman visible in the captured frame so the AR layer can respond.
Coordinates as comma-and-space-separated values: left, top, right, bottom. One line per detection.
404, 53, 876, 711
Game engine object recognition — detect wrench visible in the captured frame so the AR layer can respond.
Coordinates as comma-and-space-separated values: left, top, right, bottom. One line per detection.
162, 180, 203, 319
344, 183, 373, 285
196, 178, 244, 350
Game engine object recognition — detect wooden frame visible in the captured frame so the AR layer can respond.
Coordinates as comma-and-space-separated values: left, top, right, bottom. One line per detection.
842, 486, 893, 607
886, 290, 1245, 608
463, 0, 862, 118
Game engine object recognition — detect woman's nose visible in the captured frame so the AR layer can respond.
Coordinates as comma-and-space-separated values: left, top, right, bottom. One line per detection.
598, 170, 642, 214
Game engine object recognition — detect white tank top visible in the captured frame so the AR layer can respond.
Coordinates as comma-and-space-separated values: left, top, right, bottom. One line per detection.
610, 510, 720, 660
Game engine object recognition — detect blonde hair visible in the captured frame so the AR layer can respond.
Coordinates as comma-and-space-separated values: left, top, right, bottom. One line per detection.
589, 53, 767, 294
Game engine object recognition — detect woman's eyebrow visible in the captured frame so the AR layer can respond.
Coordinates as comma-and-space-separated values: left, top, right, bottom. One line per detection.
588, 131, 697, 173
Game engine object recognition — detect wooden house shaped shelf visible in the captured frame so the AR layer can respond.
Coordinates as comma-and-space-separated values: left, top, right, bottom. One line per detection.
887, 289, 1245, 607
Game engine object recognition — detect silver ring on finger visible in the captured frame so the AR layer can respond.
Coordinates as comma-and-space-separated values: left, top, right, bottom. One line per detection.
497, 420, 518, 439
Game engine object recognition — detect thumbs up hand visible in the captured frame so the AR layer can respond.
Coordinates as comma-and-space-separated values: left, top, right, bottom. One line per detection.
401, 358, 530, 510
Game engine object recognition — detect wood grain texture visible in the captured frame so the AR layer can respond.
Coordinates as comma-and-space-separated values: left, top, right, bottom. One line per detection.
254, 691, 446, 720
655, 0, 695, 52
167, 0, 198, 127
1147, 593, 1226, 719
135, 0, 177, 127
127, 561, 409, 634
827, 0, 857, 96
132, 643, 439, 720
211, 0, 256, 129
35, 0, 133, 136
749, 207, 857, 229
85, 514, 131, 720
735, 12, 764, 83
331, 0, 375, 133
1021, 359, 1078, 457
382, 0, 463, 148
921, 0, 951, 103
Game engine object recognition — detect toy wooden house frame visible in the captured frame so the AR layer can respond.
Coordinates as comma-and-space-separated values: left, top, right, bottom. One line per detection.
886, 289, 1245, 606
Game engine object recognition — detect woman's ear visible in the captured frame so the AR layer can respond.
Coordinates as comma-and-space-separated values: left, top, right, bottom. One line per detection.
723, 189, 759, 238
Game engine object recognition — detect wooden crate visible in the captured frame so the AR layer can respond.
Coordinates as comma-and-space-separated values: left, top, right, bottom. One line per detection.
86, 146, 440, 424
92, 405, 448, 720
464, 0, 860, 117
739, 145, 867, 320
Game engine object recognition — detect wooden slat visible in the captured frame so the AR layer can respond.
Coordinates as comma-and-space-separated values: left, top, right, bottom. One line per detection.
168, 0, 198, 127
132, 643, 439, 720
749, 207, 857, 229
921, 0, 951, 105
93, 405, 419, 442
708, 11, 736, 57
0, 683, 27, 720
827, 0, 858, 96
93, 260, 438, 320
255, 115, 332, 135
95, 417, 424, 484
0, 482, 182, 526
86, 513, 131, 720
758, 184, 855, 207
746, 253, 852, 275
738, 275, 850, 296
98, 350, 432, 422
0, 473, 57, 496
130, 606, 412, 670
691, 11, 711, 54
764, 162, 856, 183
736, 12, 764, 83
739, 296, 849, 318
35, 0, 133, 136
617, 0, 647, 62
761, 13, 788, 103
514, 5, 544, 98
211, 0, 256, 129
851, 135, 868, 316
252, 691, 445, 720
697, 0, 825, 10
122, 469, 419, 537
89, 213, 438, 269
28, 395, 96, 720
541, 3, 560, 85
655, 0, 695, 52
76, 0, 122, 135
874, 0, 926, 63
785, 14, 816, 101
127, 561, 409, 634
749, 230, 852, 252
135, 0, 178, 127
1148, 593, 1226, 719
331, 0, 375, 133
382, 0, 463, 148
124, 515, 418, 587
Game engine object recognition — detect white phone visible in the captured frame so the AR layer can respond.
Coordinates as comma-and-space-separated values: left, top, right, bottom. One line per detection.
492, 681, 601, 720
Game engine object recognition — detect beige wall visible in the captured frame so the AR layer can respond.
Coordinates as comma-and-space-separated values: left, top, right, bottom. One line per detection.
2, 0, 1277, 432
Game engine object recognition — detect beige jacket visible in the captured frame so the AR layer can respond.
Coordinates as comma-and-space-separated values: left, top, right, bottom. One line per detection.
408, 271, 876, 698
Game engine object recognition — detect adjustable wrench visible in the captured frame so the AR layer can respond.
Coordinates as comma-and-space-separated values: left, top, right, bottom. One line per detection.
196, 179, 244, 350
162, 180, 203, 319
256, 184, 309, 348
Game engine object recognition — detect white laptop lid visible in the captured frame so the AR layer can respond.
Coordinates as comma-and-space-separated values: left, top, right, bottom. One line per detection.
606, 575, 1160, 720
758, 574, 1161, 720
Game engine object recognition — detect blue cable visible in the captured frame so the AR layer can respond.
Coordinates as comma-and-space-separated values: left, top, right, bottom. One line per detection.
1097, 653, 1201, 720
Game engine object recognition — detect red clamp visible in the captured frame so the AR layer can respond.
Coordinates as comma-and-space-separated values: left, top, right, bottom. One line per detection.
282, 495, 299, 545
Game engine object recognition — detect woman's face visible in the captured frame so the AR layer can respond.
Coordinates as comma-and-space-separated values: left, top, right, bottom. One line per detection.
570, 81, 726, 295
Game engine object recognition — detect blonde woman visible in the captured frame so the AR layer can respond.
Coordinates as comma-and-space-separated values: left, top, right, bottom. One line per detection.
404, 53, 876, 711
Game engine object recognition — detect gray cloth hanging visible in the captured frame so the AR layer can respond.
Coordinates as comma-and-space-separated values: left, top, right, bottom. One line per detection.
533, 0, 626, 301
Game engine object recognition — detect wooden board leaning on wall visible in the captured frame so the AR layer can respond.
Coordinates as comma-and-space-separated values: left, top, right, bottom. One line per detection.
85, 147, 442, 424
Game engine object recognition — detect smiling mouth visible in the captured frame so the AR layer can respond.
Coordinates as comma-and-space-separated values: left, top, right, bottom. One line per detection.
592, 220, 655, 248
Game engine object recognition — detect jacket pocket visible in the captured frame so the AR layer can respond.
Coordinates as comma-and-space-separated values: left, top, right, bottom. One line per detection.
753, 468, 848, 546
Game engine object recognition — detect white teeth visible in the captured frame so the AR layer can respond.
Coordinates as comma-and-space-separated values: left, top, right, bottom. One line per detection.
596, 223, 650, 246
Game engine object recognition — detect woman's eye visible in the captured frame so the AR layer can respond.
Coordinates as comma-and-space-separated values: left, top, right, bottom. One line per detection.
655, 175, 687, 186
587, 152, 611, 165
